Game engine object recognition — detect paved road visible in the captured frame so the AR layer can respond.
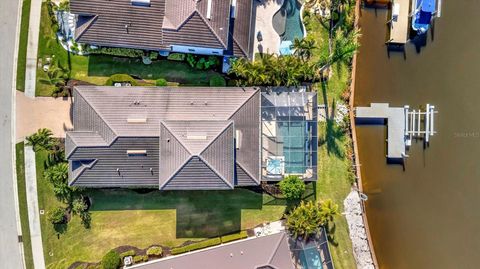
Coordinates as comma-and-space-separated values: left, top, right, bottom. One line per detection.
25, 145, 46, 269
0, 0, 26, 268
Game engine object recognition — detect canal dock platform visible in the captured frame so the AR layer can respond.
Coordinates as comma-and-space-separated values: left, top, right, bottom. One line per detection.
387, 0, 410, 44
356, 103, 406, 159
355, 103, 437, 160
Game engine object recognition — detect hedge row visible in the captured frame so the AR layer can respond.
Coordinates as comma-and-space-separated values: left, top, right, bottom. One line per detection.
146, 246, 163, 256
105, 74, 138, 86
171, 237, 221, 255
171, 232, 248, 255
220, 231, 248, 244
86, 47, 145, 58
133, 255, 148, 263
119, 250, 135, 259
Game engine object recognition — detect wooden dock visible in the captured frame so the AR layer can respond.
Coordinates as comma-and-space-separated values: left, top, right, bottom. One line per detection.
387, 0, 410, 44
356, 103, 406, 159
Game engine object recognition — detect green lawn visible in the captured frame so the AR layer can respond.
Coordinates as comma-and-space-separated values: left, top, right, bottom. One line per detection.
16, 0, 32, 91
36, 3, 219, 96
305, 7, 357, 269
16, 142, 34, 269
35, 151, 285, 268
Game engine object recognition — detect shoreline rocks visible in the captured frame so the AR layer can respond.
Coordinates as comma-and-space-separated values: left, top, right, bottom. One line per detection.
344, 190, 375, 269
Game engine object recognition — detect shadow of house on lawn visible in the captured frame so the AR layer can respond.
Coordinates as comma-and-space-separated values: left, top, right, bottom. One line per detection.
88, 188, 266, 239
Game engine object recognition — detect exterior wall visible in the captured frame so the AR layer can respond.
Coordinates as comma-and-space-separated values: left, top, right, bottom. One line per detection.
170, 45, 224, 56
69, 137, 159, 187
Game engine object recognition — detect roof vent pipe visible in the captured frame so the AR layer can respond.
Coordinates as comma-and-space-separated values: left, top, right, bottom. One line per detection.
206, 0, 212, 19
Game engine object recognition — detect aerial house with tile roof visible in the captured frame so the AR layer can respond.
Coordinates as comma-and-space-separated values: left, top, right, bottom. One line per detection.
70, 0, 255, 59
66, 86, 317, 189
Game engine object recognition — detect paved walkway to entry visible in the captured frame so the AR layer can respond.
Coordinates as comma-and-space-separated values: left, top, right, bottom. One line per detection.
253, 0, 283, 58
16, 92, 73, 142
24, 0, 43, 98
24, 145, 46, 269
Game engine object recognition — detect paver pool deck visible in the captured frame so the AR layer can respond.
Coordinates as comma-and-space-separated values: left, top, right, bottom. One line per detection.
253, 0, 284, 58
16, 92, 73, 141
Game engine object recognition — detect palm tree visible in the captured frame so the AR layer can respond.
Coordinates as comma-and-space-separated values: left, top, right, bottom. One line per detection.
286, 200, 323, 240
293, 37, 317, 62
26, 128, 54, 152
320, 199, 339, 223
44, 162, 76, 202
317, 28, 360, 74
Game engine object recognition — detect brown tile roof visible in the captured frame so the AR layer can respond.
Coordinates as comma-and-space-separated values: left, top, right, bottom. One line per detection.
66, 86, 260, 187
70, 0, 254, 57
132, 232, 295, 269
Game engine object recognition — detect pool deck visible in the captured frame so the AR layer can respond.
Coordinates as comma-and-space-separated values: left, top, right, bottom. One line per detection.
253, 0, 284, 58
388, 0, 410, 44
355, 103, 406, 159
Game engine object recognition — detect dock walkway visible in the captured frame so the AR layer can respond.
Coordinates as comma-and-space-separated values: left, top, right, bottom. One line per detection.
356, 103, 406, 159
388, 0, 410, 44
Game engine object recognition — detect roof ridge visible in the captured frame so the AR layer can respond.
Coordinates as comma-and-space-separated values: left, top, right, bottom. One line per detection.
199, 121, 235, 188
69, 159, 98, 185
75, 15, 98, 40
159, 121, 193, 155
159, 155, 194, 190
227, 88, 259, 120
236, 161, 260, 184
194, 10, 228, 49
266, 232, 288, 266
73, 87, 118, 142
198, 120, 233, 156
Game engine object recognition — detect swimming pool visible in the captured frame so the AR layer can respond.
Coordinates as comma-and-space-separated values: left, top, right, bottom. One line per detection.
299, 246, 323, 269
272, 0, 305, 52
279, 121, 308, 174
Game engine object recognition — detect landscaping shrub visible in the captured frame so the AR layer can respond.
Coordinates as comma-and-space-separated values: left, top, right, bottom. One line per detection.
167, 53, 185, 61
86, 47, 144, 58
278, 175, 306, 200
146, 246, 163, 257
105, 74, 138, 86
149, 51, 159, 60
171, 237, 221, 255
72, 197, 88, 215
220, 231, 248, 244
133, 255, 148, 264
101, 250, 120, 269
155, 78, 168, 86
47, 207, 65, 224
186, 54, 219, 70
120, 250, 135, 259
209, 75, 226, 87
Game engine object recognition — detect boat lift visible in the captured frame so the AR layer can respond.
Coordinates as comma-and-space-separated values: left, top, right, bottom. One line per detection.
404, 104, 437, 147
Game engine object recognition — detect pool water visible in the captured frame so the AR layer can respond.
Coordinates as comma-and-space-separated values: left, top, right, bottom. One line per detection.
272, 0, 305, 42
279, 121, 307, 174
299, 246, 323, 269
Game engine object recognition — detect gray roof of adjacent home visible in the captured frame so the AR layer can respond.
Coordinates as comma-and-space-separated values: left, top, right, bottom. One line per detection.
70, 0, 254, 58
66, 86, 260, 187
132, 232, 295, 269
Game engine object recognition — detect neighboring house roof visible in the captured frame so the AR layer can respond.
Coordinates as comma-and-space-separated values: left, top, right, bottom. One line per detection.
132, 232, 295, 269
70, 0, 254, 58
66, 86, 260, 187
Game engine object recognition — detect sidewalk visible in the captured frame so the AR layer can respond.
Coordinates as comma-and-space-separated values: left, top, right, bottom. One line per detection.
24, 145, 46, 269
24, 0, 43, 98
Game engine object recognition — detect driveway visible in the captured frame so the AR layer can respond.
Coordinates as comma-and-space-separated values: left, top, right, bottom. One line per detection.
16, 92, 73, 141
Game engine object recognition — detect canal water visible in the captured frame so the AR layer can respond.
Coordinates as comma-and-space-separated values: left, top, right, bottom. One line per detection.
354, 2, 480, 268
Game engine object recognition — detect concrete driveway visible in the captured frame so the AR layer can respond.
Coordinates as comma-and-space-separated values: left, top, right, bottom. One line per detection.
16, 92, 73, 141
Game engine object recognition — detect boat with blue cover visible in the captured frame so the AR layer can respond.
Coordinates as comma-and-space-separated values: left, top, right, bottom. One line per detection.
411, 0, 437, 34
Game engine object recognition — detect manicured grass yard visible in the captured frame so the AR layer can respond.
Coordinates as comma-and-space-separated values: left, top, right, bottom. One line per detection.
304, 7, 357, 269
35, 150, 286, 268
36, 3, 220, 96
16, 0, 32, 91
16, 143, 34, 269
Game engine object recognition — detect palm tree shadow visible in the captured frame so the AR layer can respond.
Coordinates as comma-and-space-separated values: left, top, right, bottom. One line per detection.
322, 119, 345, 158
326, 222, 338, 246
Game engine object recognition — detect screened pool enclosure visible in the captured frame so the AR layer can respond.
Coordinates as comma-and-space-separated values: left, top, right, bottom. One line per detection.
261, 89, 317, 181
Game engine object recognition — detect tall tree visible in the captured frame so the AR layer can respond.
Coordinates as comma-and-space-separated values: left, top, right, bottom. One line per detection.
286, 200, 324, 240
26, 128, 54, 152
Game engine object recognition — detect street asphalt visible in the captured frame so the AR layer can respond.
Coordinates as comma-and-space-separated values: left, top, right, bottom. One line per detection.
0, 0, 25, 268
